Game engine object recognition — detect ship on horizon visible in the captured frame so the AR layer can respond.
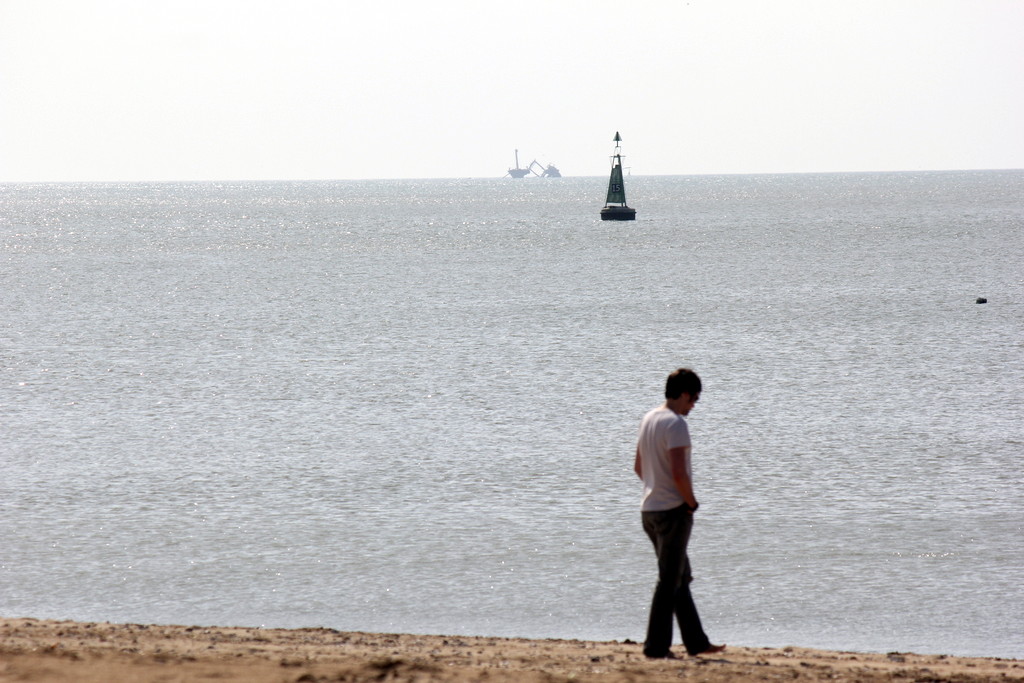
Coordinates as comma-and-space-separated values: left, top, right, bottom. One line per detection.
505, 149, 561, 178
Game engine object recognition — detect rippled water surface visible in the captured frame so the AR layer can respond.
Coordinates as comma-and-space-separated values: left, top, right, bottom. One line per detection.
2, 172, 1022, 658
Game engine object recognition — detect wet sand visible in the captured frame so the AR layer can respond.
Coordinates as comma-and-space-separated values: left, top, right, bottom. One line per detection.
1, 617, 1020, 682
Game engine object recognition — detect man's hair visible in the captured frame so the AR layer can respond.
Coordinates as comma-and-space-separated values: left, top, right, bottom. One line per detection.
665, 368, 702, 400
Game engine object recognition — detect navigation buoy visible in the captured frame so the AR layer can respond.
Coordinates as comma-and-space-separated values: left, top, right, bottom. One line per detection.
600, 132, 636, 221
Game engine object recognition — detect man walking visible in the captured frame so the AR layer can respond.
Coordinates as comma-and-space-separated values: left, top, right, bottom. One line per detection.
634, 368, 725, 659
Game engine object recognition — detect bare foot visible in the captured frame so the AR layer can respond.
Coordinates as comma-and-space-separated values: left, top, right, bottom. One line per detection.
695, 643, 726, 656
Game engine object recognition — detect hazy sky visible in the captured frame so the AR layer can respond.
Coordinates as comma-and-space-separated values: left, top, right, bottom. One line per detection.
2, 0, 1022, 181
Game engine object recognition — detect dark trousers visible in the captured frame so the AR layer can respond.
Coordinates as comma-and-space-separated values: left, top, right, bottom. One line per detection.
642, 504, 711, 657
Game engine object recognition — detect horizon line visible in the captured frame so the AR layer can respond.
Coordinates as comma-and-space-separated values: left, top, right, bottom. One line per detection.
2, 166, 1022, 185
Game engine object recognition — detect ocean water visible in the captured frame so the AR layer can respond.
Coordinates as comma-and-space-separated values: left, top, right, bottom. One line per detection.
1, 172, 1022, 659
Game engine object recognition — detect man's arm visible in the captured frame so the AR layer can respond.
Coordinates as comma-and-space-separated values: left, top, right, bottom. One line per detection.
668, 445, 699, 510
634, 446, 643, 479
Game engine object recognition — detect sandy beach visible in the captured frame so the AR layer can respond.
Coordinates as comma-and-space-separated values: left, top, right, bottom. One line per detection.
1, 618, 1020, 682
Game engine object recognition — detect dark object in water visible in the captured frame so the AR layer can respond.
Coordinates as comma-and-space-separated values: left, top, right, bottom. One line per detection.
976, 297, 988, 304
600, 132, 636, 221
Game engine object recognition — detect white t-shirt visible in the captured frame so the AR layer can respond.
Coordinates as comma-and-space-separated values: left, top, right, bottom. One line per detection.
637, 406, 692, 512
